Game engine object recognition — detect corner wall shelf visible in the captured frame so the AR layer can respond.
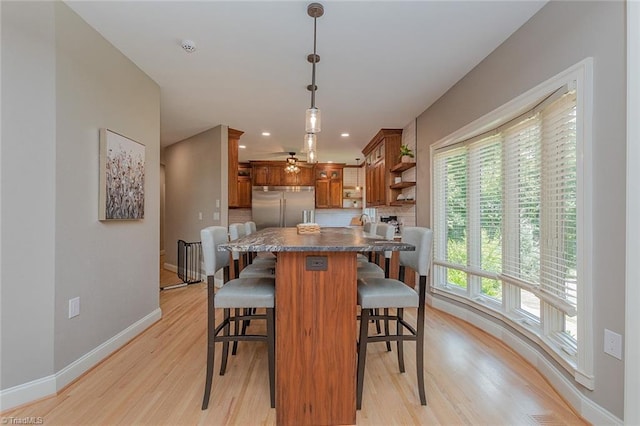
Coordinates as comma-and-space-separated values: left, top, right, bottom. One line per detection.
390, 162, 416, 173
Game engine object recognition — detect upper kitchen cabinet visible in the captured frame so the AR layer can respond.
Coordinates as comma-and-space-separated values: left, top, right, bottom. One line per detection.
228, 128, 246, 208
315, 164, 343, 208
282, 163, 315, 186
362, 129, 402, 207
253, 162, 284, 186
252, 161, 315, 187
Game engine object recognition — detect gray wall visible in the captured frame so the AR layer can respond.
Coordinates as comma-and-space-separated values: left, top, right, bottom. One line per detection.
416, 1, 625, 418
1, 0, 160, 390
1, 0, 57, 388
164, 126, 228, 267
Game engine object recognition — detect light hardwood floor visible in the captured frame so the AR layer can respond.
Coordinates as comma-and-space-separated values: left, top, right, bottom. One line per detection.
2, 271, 588, 425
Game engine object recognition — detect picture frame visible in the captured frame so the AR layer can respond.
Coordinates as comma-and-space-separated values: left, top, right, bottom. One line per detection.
99, 128, 145, 220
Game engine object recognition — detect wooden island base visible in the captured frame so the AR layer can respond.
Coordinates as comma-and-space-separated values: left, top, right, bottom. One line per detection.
275, 251, 357, 426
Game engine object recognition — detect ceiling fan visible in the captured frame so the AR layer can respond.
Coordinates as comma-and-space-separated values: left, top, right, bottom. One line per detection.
284, 152, 301, 174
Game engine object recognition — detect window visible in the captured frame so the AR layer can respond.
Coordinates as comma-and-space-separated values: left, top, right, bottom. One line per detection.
431, 60, 593, 388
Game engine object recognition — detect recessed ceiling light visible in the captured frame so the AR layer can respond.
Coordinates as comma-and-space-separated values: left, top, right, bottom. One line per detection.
261, 132, 271, 136
238, 145, 246, 149
341, 133, 350, 137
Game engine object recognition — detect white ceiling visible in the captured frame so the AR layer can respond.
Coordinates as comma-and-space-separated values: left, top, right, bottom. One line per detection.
66, 1, 546, 164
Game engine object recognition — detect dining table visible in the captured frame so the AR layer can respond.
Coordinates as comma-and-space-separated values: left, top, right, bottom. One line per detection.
218, 226, 415, 426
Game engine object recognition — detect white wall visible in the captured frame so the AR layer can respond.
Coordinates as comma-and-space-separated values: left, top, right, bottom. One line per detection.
0, 1, 161, 408
416, 1, 626, 419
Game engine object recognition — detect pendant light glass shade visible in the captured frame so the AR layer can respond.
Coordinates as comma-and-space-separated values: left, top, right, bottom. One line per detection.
302, 133, 317, 154
307, 148, 317, 164
305, 107, 321, 133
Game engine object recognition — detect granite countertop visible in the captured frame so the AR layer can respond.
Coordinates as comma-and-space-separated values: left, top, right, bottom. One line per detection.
218, 227, 415, 253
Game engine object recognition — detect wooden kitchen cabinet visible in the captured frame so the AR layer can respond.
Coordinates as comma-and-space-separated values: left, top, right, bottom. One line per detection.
362, 129, 402, 207
228, 128, 245, 208
253, 164, 283, 186
315, 164, 343, 208
282, 164, 315, 186
237, 165, 252, 208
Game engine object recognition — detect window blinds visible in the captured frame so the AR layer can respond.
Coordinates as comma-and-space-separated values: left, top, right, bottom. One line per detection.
433, 90, 578, 315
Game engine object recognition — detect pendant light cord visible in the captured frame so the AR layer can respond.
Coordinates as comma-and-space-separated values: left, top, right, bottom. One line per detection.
311, 15, 317, 109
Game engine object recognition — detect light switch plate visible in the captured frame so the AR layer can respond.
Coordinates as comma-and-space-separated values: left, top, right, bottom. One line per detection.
68, 297, 80, 319
604, 329, 623, 360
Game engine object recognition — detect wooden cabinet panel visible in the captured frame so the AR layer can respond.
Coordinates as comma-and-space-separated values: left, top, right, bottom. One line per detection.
361, 129, 402, 207
253, 165, 283, 186
227, 128, 244, 208
237, 177, 252, 208
282, 169, 299, 186
253, 166, 270, 186
315, 164, 343, 208
297, 166, 315, 186
330, 179, 342, 208
276, 251, 357, 425
315, 180, 330, 208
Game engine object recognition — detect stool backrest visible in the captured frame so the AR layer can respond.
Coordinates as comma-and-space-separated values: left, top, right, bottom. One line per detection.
375, 223, 396, 259
363, 222, 377, 234
399, 227, 433, 276
201, 226, 230, 276
245, 221, 257, 235
228, 223, 247, 261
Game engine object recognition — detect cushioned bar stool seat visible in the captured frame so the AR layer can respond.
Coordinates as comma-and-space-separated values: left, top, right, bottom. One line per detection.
357, 277, 418, 309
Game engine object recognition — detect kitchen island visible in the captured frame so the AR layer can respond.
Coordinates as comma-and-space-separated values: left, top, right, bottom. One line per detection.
219, 227, 414, 426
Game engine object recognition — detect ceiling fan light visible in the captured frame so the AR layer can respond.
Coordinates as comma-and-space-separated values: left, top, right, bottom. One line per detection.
305, 107, 321, 133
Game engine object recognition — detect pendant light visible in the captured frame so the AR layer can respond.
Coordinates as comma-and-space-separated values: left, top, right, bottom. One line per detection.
355, 158, 361, 191
304, 3, 323, 163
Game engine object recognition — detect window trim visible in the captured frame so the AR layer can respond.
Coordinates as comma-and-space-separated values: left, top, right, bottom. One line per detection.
429, 58, 593, 389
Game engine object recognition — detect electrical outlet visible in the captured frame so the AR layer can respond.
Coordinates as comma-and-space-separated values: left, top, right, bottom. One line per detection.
213, 212, 220, 220
198, 212, 203, 221
68, 297, 80, 319
216, 199, 220, 208
604, 329, 622, 360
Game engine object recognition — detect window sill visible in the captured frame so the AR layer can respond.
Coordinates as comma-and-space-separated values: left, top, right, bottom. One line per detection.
430, 286, 583, 385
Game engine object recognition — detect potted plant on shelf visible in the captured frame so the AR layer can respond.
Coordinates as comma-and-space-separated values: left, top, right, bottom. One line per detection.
399, 144, 415, 163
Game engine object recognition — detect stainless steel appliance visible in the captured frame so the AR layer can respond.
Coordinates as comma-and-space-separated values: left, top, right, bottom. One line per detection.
252, 186, 315, 230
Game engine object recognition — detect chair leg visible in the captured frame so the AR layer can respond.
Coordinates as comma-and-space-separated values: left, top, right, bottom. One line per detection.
202, 277, 216, 410
220, 309, 230, 375
356, 308, 370, 410
266, 307, 276, 409
396, 308, 405, 373
384, 308, 391, 352
374, 309, 382, 334
416, 303, 427, 406
232, 308, 241, 355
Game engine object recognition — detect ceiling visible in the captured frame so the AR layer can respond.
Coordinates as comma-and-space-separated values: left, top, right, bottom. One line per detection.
66, 1, 546, 164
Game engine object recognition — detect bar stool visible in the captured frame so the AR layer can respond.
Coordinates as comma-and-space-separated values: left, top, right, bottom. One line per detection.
356, 226, 433, 409
357, 222, 378, 264
357, 222, 396, 349
200, 226, 275, 410
244, 221, 276, 268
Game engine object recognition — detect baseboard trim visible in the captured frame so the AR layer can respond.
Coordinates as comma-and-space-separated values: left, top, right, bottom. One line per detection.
428, 295, 622, 425
0, 308, 162, 412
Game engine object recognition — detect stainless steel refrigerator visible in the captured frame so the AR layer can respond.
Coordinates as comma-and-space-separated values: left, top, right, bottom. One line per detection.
252, 186, 315, 230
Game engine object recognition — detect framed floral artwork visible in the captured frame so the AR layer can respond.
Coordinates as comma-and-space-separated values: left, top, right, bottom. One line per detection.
99, 128, 145, 220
